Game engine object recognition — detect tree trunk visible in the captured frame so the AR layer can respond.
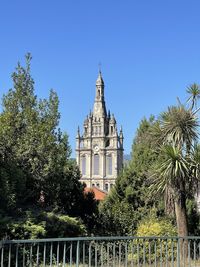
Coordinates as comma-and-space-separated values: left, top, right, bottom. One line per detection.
174, 198, 188, 237
174, 194, 188, 264
165, 187, 175, 215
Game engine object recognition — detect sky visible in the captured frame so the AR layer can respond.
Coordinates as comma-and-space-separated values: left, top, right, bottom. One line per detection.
1, 1, 200, 157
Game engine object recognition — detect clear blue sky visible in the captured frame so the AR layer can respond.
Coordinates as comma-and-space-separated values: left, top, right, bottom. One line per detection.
1, 1, 200, 157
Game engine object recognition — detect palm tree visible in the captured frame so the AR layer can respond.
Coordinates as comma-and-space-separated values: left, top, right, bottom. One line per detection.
160, 105, 198, 152
151, 105, 199, 237
186, 83, 200, 110
153, 145, 190, 236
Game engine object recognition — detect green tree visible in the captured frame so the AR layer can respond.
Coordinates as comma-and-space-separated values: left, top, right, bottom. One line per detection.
0, 158, 26, 213
99, 117, 159, 235
186, 83, 200, 110
151, 105, 199, 237
0, 54, 84, 215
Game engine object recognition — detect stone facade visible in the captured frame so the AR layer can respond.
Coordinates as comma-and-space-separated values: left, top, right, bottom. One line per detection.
76, 71, 124, 192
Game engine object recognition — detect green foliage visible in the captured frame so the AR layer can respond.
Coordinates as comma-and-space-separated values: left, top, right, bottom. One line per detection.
0, 54, 97, 239
9, 220, 46, 240
100, 108, 200, 237
99, 196, 137, 235
136, 213, 176, 237
133, 214, 177, 263
131, 116, 158, 176
0, 211, 86, 240
40, 212, 86, 237
0, 159, 27, 213
99, 117, 159, 235
186, 198, 200, 236
0, 54, 84, 212
0, 212, 46, 240
150, 103, 200, 237
186, 83, 200, 109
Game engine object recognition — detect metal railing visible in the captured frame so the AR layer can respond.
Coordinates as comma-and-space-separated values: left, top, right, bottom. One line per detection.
1, 236, 200, 266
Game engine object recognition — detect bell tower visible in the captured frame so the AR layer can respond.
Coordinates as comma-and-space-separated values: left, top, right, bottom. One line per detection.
76, 71, 124, 191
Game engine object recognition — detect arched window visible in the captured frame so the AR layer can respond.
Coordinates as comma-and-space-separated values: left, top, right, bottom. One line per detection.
111, 126, 113, 134
94, 154, 99, 175
107, 154, 112, 175
81, 155, 86, 175
96, 183, 100, 188
80, 140, 84, 148
105, 183, 109, 191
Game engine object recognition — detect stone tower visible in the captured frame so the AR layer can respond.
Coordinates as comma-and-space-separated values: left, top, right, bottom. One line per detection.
76, 71, 124, 191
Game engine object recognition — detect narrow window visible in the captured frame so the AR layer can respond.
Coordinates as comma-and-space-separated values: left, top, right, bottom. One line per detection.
107, 155, 112, 175
80, 140, 84, 148
105, 184, 109, 191
81, 156, 86, 175
94, 154, 99, 175
111, 126, 113, 134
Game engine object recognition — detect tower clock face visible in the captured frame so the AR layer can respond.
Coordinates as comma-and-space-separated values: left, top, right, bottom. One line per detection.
94, 145, 99, 152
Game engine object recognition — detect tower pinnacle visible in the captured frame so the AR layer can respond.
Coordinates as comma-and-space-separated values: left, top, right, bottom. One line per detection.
93, 70, 106, 117
96, 70, 104, 86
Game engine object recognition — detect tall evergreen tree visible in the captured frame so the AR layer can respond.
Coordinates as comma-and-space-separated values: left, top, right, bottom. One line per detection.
0, 54, 84, 214
99, 116, 159, 235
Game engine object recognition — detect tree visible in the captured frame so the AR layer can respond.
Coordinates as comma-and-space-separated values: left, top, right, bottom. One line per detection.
186, 83, 200, 110
99, 117, 159, 235
0, 54, 85, 215
151, 105, 199, 237
0, 158, 26, 213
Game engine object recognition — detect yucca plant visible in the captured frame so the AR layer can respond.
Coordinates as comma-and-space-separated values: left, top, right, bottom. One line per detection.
151, 104, 199, 238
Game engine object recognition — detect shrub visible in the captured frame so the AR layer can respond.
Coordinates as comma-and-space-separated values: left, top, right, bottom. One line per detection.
38, 212, 86, 238
129, 215, 177, 263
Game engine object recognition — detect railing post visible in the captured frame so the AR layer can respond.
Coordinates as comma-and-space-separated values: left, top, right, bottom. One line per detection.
76, 240, 80, 267
177, 237, 180, 267
8, 244, 11, 267
1, 244, 3, 267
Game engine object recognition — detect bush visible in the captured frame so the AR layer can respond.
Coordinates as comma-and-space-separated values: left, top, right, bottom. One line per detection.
131, 214, 177, 263
136, 216, 176, 237
40, 212, 86, 238
0, 211, 86, 240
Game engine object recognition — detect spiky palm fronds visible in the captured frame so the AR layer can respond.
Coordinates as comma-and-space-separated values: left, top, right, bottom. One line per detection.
151, 145, 190, 194
187, 83, 200, 110
160, 106, 199, 152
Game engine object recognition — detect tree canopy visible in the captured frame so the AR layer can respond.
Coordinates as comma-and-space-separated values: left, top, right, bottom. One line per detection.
0, 54, 97, 239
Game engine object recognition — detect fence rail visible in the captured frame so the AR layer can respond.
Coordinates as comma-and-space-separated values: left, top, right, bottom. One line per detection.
1, 236, 200, 266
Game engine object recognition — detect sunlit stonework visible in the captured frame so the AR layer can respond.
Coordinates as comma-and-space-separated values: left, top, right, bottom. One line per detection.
76, 71, 124, 191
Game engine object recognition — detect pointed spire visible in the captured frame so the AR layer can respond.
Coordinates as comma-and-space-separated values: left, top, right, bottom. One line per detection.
110, 113, 116, 123
96, 70, 104, 86
76, 126, 80, 138
93, 69, 106, 117
120, 125, 123, 138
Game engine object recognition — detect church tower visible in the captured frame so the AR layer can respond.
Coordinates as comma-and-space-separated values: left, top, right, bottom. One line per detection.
76, 71, 124, 191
